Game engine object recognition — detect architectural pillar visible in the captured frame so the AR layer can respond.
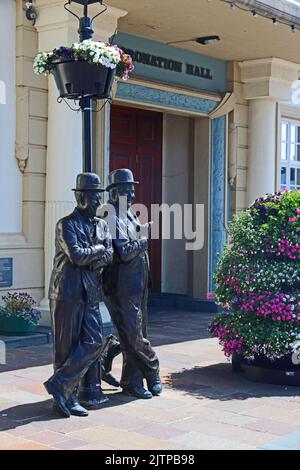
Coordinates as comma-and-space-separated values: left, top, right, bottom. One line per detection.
248, 98, 277, 205
239, 58, 300, 206
34, 1, 127, 317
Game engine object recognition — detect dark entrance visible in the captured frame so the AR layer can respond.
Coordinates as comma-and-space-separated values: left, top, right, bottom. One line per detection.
110, 104, 162, 292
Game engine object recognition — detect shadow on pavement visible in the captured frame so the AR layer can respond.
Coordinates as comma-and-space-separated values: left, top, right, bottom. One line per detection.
0, 392, 141, 432
0, 346, 53, 373
166, 363, 300, 401
0, 311, 215, 373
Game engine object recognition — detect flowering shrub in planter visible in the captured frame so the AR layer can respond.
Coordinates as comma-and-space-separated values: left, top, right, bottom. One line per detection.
209, 190, 300, 362
0, 292, 41, 334
33, 40, 134, 81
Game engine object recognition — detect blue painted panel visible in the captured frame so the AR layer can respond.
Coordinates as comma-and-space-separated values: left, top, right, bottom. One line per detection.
116, 82, 219, 115
210, 116, 227, 290
114, 32, 228, 94
105, 100, 111, 188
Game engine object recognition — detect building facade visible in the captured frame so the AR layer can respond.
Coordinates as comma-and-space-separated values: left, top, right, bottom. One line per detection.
0, 0, 300, 326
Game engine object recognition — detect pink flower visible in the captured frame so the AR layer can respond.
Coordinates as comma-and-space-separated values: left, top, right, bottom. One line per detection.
288, 216, 298, 222
296, 208, 300, 215
206, 291, 215, 301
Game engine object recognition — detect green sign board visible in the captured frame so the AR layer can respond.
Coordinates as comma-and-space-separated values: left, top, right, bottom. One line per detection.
114, 33, 228, 94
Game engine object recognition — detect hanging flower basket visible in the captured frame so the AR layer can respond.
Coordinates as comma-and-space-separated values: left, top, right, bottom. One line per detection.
209, 189, 300, 385
51, 60, 116, 100
33, 40, 134, 100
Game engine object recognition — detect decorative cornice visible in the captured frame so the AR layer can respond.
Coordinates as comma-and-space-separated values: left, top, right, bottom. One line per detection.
209, 92, 236, 119
115, 82, 219, 116
239, 57, 300, 72
239, 57, 300, 101
128, 77, 221, 102
15, 144, 29, 173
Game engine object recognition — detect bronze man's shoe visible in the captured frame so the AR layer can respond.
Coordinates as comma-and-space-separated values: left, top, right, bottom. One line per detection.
78, 385, 109, 409
66, 395, 89, 417
44, 381, 70, 418
102, 371, 120, 388
52, 400, 89, 417
123, 385, 152, 399
67, 402, 89, 417
82, 395, 109, 409
147, 378, 163, 396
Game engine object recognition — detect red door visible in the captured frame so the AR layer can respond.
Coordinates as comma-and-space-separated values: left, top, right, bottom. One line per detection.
110, 104, 162, 292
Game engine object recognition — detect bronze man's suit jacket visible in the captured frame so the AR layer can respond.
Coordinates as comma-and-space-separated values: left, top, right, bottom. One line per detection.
102, 205, 150, 298
49, 207, 112, 304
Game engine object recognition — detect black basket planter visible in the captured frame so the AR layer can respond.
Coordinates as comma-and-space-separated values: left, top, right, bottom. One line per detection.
51, 60, 116, 99
232, 352, 300, 386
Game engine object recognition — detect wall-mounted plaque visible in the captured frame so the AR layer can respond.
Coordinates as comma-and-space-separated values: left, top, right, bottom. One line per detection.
0, 258, 13, 287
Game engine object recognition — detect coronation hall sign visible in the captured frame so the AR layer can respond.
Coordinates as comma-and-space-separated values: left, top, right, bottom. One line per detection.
123, 48, 213, 80
114, 33, 228, 94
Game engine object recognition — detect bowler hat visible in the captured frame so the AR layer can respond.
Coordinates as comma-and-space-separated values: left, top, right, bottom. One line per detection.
72, 173, 105, 192
106, 168, 139, 191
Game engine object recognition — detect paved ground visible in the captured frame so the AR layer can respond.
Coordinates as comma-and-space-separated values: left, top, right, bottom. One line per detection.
1, 310, 300, 450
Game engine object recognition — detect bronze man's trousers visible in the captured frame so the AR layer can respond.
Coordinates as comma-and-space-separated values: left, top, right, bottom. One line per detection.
46, 300, 103, 400
105, 278, 159, 389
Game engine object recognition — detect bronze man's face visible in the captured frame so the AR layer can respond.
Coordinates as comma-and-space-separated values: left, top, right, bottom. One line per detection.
111, 183, 136, 209
77, 190, 102, 216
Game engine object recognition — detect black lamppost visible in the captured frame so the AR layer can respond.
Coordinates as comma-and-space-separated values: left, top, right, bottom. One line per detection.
60, 0, 109, 172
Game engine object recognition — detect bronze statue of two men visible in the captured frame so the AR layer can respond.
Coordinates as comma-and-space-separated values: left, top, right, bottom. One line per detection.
44, 169, 162, 417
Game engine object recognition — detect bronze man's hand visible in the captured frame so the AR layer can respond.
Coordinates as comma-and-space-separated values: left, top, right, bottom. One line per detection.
90, 247, 113, 272
138, 238, 148, 251
138, 221, 153, 239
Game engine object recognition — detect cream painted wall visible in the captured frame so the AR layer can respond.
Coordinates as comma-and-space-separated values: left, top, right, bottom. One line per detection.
0, 0, 22, 233
161, 113, 192, 295
0, 0, 47, 304
191, 117, 210, 299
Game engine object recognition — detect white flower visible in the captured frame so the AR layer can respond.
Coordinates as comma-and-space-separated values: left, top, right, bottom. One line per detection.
33, 39, 133, 80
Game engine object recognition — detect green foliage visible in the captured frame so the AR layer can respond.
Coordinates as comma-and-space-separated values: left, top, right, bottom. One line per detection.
210, 190, 300, 360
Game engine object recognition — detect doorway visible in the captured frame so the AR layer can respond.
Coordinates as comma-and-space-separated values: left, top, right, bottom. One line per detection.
110, 104, 163, 291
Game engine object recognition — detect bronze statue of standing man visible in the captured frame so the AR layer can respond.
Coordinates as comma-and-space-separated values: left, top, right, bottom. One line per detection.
102, 169, 162, 399
44, 173, 113, 417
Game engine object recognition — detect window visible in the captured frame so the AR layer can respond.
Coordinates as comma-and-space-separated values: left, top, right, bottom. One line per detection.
280, 120, 300, 190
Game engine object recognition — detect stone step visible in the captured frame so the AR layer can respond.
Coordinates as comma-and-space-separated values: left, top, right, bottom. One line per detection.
149, 293, 219, 313
0, 326, 52, 350
0, 322, 116, 350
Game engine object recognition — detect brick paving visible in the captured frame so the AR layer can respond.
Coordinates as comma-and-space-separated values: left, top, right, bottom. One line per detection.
1, 310, 300, 450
